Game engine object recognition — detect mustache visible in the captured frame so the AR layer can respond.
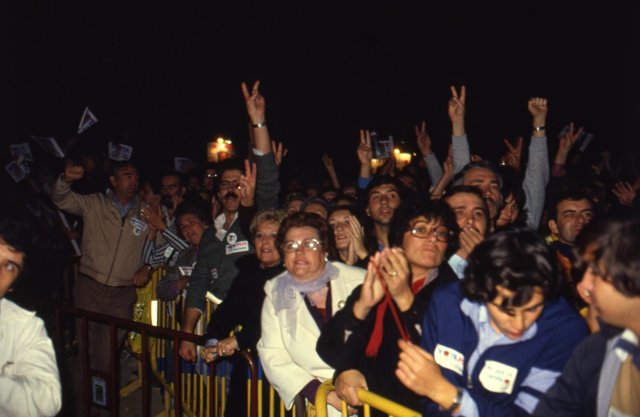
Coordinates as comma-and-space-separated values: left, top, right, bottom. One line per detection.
224, 192, 239, 200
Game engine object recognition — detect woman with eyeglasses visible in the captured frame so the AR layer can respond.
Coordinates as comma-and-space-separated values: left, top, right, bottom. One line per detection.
200, 209, 287, 417
257, 211, 366, 416
316, 199, 460, 415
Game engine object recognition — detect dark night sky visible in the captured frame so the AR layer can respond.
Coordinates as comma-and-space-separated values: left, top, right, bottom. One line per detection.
4, 2, 639, 187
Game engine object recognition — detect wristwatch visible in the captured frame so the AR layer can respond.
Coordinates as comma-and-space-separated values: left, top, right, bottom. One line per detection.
445, 386, 463, 414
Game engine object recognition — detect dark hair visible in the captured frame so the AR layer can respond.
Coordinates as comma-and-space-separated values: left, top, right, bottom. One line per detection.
388, 198, 459, 258
162, 170, 185, 188
444, 185, 490, 232
300, 197, 330, 217
575, 215, 640, 296
276, 211, 337, 260
0, 219, 33, 282
363, 175, 406, 203
455, 160, 503, 190
548, 189, 595, 221
175, 201, 211, 226
216, 158, 244, 177
463, 228, 560, 306
109, 160, 137, 178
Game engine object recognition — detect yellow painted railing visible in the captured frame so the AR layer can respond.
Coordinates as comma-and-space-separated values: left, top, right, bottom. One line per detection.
315, 381, 421, 417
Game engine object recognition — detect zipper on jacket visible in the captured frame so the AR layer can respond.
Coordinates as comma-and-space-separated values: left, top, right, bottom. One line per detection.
105, 217, 126, 285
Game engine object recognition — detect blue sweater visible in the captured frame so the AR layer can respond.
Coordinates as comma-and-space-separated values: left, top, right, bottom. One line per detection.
419, 281, 588, 416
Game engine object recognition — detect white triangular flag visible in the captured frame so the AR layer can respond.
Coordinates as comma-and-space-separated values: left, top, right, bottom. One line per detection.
31, 136, 65, 158
10, 143, 34, 161
77, 106, 99, 134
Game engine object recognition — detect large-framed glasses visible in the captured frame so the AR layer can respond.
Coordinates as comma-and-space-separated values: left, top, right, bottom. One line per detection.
410, 222, 450, 242
282, 238, 323, 253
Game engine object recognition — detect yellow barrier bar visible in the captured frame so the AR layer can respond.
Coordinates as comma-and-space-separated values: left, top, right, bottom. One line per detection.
315, 381, 421, 417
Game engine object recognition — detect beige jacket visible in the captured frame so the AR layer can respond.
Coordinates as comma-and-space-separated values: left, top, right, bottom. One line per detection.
52, 177, 146, 286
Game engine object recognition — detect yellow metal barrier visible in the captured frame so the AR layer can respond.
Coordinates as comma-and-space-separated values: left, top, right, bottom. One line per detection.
315, 381, 421, 417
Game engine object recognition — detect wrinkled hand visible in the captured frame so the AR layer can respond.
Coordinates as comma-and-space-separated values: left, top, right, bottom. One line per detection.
132, 265, 151, 287
180, 340, 197, 362
64, 162, 85, 183
357, 130, 373, 165
216, 336, 239, 357
241, 81, 266, 123
335, 369, 368, 407
448, 86, 466, 125
239, 160, 257, 207
612, 181, 637, 207
201, 346, 217, 363
415, 121, 432, 156
271, 141, 288, 167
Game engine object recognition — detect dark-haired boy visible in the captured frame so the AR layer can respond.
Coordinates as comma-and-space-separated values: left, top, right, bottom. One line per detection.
533, 215, 640, 417
0, 219, 61, 416
397, 228, 587, 416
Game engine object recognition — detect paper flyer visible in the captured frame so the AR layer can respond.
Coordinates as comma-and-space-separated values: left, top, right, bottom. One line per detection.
4, 161, 28, 182
108, 142, 133, 161
31, 136, 65, 158
77, 106, 99, 134
174, 157, 193, 173
10, 143, 34, 161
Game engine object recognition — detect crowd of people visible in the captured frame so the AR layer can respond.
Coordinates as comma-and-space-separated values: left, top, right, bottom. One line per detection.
2, 79, 640, 417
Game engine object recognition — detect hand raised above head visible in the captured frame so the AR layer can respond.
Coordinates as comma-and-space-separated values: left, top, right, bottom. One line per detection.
63, 161, 85, 183
415, 120, 433, 156
241, 80, 266, 123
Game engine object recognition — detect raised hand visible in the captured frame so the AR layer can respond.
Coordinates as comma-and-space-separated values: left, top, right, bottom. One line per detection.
559, 123, 583, 154
528, 97, 548, 136
612, 181, 637, 207
448, 85, 466, 136
63, 161, 85, 183
353, 252, 387, 319
141, 205, 166, 231
346, 215, 368, 260
321, 153, 334, 170
271, 141, 288, 167
241, 80, 266, 124
238, 159, 257, 207
499, 137, 523, 171
357, 130, 374, 165
415, 121, 433, 156
431, 146, 453, 199
378, 248, 412, 310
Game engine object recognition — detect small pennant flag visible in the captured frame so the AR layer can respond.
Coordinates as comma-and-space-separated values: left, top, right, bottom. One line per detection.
31, 136, 65, 158
77, 106, 99, 134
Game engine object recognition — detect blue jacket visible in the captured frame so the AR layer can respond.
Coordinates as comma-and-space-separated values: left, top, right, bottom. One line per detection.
420, 281, 588, 416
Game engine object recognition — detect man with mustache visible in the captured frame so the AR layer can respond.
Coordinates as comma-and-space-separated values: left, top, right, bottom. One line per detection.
180, 80, 281, 361
449, 86, 550, 230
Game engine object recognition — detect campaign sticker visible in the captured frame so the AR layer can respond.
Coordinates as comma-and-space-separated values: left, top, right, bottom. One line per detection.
478, 360, 518, 394
225, 240, 249, 255
226, 233, 237, 244
434, 344, 465, 376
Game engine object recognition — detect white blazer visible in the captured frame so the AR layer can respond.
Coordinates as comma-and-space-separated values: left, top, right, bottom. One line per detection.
257, 262, 365, 412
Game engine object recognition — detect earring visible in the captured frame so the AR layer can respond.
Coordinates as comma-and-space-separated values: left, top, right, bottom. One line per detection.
324, 254, 329, 262
583, 289, 591, 297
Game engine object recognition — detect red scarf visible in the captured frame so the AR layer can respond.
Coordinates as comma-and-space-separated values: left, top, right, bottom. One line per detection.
364, 277, 426, 357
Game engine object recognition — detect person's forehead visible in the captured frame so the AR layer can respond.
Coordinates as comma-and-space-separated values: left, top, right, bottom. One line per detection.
557, 198, 593, 212
256, 221, 279, 232
448, 192, 485, 208
221, 169, 242, 180
286, 226, 320, 239
162, 175, 180, 185
464, 167, 497, 182
0, 241, 25, 266
329, 209, 350, 220
369, 183, 398, 195
116, 165, 138, 176
179, 213, 200, 223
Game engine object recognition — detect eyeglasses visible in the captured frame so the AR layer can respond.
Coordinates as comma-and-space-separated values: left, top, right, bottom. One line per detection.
219, 180, 240, 190
282, 238, 323, 253
255, 232, 277, 241
410, 222, 450, 242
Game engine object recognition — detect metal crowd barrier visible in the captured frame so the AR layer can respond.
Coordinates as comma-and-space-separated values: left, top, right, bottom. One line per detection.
314, 381, 421, 417
56, 266, 422, 417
